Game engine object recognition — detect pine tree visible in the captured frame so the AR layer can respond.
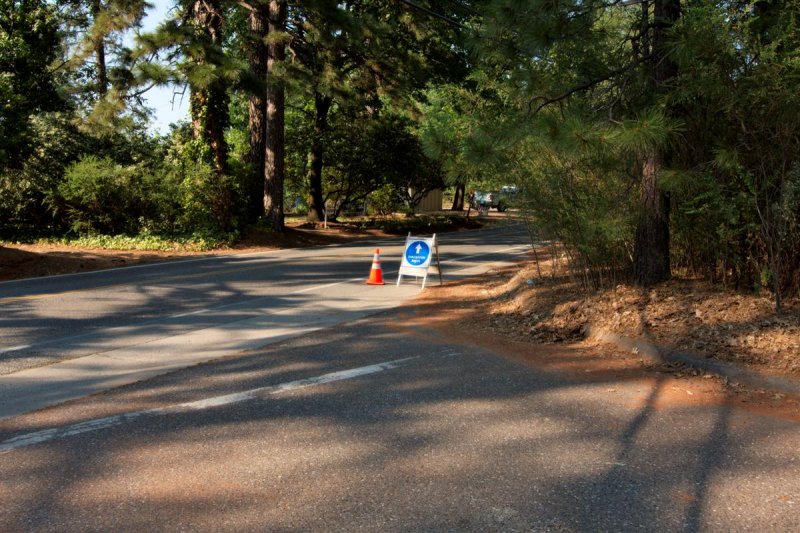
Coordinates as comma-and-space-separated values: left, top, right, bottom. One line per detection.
263, 0, 286, 231
136, 0, 240, 229
60, 0, 148, 128
472, 0, 685, 285
287, 0, 469, 221
186, 0, 230, 176
241, 0, 269, 222
632, 0, 681, 285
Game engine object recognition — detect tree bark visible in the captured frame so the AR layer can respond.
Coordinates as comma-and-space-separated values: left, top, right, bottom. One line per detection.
189, 0, 229, 177
633, 153, 671, 284
264, 0, 286, 232
245, 1, 268, 222
632, 0, 680, 285
451, 182, 465, 211
186, 0, 231, 230
91, 0, 108, 97
306, 92, 332, 222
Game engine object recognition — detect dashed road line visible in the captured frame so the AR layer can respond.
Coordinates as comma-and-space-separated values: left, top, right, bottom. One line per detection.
0, 357, 418, 454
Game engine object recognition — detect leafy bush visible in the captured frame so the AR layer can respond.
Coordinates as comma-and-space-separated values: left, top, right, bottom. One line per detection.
31, 231, 235, 252
509, 112, 641, 288
159, 127, 238, 232
367, 184, 401, 216
0, 113, 89, 236
173, 159, 234, 232
57, 156, 146, 234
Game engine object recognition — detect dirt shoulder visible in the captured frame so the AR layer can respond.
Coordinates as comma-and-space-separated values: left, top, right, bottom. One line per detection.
481, 249, 800, 379
408, 270, 800, 422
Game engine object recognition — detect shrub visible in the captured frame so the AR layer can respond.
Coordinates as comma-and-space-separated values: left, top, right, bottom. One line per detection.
367, 184, 401, 216
58, 156, 145, 234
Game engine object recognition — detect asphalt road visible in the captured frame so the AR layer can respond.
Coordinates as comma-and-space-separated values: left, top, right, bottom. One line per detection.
1, 225, 798, 531
1, 304, 798, 532
0, 225, 531, 418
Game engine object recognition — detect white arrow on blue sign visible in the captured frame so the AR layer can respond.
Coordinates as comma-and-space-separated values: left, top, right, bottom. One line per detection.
405, 240, 431, 267
398, 234, 441, 289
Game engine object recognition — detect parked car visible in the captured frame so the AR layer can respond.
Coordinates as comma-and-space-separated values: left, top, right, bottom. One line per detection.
470, 190, 508, 212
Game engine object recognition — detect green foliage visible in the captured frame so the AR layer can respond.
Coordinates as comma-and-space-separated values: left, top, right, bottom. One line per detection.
167, 158, 235, 232
665, 0, 800, 304
418, 85, 476, 191
324, 111, 444, 216
0, 113, 88, 234
0, 0, 64, 168
0, 109, 170, 238
367, 184, 401, 216
26, 231, 234, 252
58, 0, 151, 130
409, 0, 800, 302
58, 156, 145, 234
44, 124, 244, 238
159, 124, 242, 232
516, 111, 639, 287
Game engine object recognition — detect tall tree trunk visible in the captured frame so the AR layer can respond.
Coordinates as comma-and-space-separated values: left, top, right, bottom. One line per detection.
306, 92, 332, 222
188, 0, 231, 229
189, 0, 229, 176
451, 182, 465, 211
633, 153, 671, 284
632, 0, 680, 285
246, 1, 268, 222
264, 0, 286, 232
91, 0, 108, 97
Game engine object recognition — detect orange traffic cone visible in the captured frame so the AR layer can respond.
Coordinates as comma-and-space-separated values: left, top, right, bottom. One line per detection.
366, 248, 385, 285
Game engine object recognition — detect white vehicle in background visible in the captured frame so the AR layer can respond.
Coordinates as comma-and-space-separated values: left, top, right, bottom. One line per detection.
470, 186, 520, 213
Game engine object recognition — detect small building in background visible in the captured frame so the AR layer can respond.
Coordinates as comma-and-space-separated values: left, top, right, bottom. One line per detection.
415, 189, 443, 213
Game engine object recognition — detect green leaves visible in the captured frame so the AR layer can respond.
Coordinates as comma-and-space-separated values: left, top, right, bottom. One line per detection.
609, 110, 683, 160
0, 0, 63, 169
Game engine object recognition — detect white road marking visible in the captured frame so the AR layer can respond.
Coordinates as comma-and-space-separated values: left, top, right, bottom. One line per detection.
0, 357, 417, 454
0, 344, 31, 354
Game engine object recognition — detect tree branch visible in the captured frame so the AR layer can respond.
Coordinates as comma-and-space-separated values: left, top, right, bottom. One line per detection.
527, 55, 651, 116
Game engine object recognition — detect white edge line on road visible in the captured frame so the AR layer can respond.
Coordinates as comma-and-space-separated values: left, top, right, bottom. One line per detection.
0, 357, 417, 454
0, 344, 31, 354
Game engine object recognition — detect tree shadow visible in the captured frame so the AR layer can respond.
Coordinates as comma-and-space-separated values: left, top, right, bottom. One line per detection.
0, 313, 797, 531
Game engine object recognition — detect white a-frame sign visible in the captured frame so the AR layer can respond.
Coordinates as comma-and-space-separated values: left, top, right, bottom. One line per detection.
397, 233, 443, 289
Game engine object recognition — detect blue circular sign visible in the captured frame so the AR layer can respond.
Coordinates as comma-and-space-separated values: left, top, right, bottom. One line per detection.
405, 240, 431, 266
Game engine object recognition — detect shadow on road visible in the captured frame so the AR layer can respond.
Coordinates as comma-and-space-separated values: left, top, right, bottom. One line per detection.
0, 306, 796, 532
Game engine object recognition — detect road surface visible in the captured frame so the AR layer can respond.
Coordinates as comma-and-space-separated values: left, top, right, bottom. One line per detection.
1, 298, 798, 531
0, 225, 531, 419
1, 225, 797, 531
